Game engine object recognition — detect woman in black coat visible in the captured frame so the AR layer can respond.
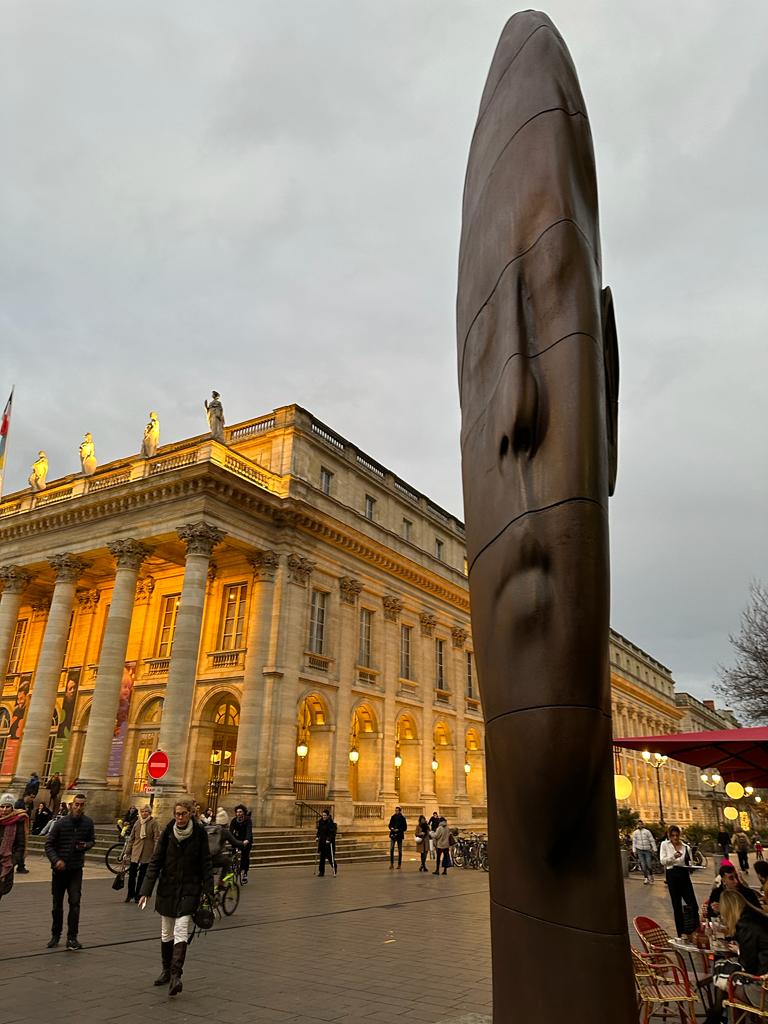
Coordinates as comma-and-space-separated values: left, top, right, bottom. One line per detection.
139, 800, 213, 997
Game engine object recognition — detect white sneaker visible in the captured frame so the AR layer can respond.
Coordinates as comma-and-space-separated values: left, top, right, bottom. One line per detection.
650, 876, 655, 883
643, 878, 649, 885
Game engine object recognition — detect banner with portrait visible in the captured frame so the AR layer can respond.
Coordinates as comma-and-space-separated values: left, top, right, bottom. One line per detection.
48, 667, 82, 775
0, 673, 32, 775
107, 662, 136, 776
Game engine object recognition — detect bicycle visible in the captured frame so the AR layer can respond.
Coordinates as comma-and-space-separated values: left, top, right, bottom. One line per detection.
105, 819, 132, 875
212, 854, 240, 917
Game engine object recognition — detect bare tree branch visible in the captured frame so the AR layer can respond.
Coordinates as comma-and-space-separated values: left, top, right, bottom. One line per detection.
715, 580, 768, 723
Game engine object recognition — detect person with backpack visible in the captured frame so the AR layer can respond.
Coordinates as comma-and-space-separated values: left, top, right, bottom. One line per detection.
206, 808, 245, 889
316, 809, 337, 877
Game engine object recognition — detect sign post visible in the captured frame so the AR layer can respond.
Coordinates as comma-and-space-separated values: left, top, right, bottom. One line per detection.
146, 750, 169, 812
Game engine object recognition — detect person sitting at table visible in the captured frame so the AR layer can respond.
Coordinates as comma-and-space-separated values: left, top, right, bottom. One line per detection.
705, 890, 768, 1024
707, 862, 762, 920
754, 861, 768, 903
659, 825, 699, 938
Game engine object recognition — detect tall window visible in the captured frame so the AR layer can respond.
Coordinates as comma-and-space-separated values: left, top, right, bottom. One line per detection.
156, 594, 181, 658
358, 608, 373, 667
466, 651, 474, 698
402, 518, 412, 541
220, 583, 248, 650
435, 538, 445, 561
308, 589, 328, 654
6, 619, 28, 674
400, 624, 412, 680
320, 467, 333, 495
435, 638, 445, 689
364, 494, 376, 521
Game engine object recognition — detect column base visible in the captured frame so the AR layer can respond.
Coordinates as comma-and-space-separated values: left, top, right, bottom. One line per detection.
326, 793, 354, 827
78, 784, 123, 824
260, 790, 297, 828
224, 787, 260, 818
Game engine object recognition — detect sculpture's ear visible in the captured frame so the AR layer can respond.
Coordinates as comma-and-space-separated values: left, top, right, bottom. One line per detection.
601, 286, 619, 496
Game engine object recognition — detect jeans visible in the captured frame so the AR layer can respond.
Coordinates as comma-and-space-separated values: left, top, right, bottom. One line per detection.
737, 850, 749, 872
389, 837, 403, 867
636, 849, 655, 879
51, 868, 83, 939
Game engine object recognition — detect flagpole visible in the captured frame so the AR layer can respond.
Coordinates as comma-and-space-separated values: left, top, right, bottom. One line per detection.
0, 386, 15, 500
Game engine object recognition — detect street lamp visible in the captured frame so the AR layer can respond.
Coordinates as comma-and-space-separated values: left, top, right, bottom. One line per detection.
642, 750, 668, 824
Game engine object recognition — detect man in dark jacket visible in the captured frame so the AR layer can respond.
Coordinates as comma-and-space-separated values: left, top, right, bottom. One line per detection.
316, 809, 337, 877
706, 862, 761, 920
13, 797, 32, 873
139, 800, 213, 997
229, 804, 253, 883
23, 773, 40, 800
44, 793, 95, 950
46, 772, 62, 814
388, 807, 407, 869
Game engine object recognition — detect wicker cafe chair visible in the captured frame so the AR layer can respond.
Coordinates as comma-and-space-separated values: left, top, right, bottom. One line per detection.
632, 948, 698, 1024
634, 916, 688, 971
724, 971, 768, 1023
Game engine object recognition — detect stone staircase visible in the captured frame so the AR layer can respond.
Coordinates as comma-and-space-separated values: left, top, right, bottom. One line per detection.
28, 826, 391, 870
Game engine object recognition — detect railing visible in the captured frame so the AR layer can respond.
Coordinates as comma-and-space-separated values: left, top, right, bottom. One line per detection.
207, 649, 246, 670
295, 800, 333, 827
471, 806, 488, 820
439, 805, 458, 818
400, 804, 424, 819
353, 803, 384, 820
223, 454, 273, 491
435, 688, 451, 705
35, 486, 74, 506
465, 696, 481, 713
394, 478, 420, 503
305, 652, 332, 673
357, 669, 379, 687
228, 416, 275, 441
426, 501, 451, 524
398, 680, 418, 698
0, 501, 21, 517
145, 658, 171, 677
310, 419, 345, 451
293, 778, 327, 802
149, 451, 198, 475
87, 470, 131, 492
356, 452, 386, 479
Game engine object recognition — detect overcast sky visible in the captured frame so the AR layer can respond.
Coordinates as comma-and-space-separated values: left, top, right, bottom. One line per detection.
2, 2, 766, 706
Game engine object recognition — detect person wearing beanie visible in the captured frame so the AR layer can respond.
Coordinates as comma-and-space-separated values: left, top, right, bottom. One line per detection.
0, 793, 28, 901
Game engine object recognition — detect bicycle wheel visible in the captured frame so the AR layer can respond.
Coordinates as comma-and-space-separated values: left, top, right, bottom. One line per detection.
105, 843, 125, 874
694, 851, 708, 868
480, 850, 489, 872
451, 844, 465, 868
222, 881, 240, 916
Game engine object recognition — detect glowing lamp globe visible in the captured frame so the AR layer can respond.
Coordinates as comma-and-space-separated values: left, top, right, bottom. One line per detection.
724, 806, 739, 821
296, 741, 309, 759
394, 754, 402, 768
431, 759, 439, 772
614, 774, 633, 801
464, 762, 472, 775
349, 748, 359, 764
725, 782, 745, 800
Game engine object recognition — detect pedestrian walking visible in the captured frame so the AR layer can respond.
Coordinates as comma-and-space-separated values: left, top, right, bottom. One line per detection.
125, 805, 160, 903
717, 826, 732, 861
229, 805, 252, 883
0, 792, 28, 902
734, 830, 751, 873
755, 836, 765, 862
659, 824, 699, 938
316, 809, 337, 877
415, 815, 430, 872
46, 772, 62, 814
388, 806, 407, 869
13, 796, 33, 872
44, 793, 95, 949
23, 772, 40, 800
139, 799, 214, 997
433, 817, 452, 875
631, 819, 658, 884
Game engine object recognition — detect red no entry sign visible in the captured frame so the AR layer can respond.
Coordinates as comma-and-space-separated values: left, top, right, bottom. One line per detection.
147, 750, 169, 780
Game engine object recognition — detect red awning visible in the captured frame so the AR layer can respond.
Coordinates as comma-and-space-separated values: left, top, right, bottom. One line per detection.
616, 726, 768, 788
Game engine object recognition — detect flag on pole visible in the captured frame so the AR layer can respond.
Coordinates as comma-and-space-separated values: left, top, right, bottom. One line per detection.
0, 389, 14, 497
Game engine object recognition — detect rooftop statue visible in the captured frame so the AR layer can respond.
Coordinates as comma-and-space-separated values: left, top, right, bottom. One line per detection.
28, 451, 48, 492
141, 411, 160, 458
457, 11, 631, 1020
204, 391, 225, 442
79, 432, 97, 477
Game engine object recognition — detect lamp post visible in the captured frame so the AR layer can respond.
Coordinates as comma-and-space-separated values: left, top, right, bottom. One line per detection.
642, 750, 668, 825
700, 771, 723, 827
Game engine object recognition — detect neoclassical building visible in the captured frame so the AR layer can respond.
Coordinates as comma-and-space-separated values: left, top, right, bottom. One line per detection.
675, 692, 740, 827
0, 405, 485, 826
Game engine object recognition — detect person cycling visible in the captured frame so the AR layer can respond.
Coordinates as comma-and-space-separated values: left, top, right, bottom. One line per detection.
205, 808, 244, 889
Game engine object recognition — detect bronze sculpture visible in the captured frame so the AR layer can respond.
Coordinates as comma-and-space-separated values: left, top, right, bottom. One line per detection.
457, 11, 634, 1019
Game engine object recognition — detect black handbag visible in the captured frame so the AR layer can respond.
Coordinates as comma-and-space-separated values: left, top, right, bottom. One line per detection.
681, 903, 700, 935
111, 872, 125, 891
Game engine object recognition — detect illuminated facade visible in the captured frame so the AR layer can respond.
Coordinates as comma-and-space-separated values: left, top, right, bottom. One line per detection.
0, 405, 485, 826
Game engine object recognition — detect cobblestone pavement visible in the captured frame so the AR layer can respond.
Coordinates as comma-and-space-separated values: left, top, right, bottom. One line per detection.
0, 850, 751, 1024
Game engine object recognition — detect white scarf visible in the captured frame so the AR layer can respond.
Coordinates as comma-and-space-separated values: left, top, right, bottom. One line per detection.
173, 819, 193, 842
139, 815, 150, 840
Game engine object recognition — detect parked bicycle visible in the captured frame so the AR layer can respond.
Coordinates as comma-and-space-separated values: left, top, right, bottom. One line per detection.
212, 851, 241, 917
627, 849, 664, 875
451, 831, 489, 871
105, 818, 132, 875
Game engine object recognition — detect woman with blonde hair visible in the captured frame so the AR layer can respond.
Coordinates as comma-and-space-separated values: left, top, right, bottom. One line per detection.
719, 890, 768, 975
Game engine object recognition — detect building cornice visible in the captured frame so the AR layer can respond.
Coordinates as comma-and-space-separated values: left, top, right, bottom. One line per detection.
611, 672, 684, 721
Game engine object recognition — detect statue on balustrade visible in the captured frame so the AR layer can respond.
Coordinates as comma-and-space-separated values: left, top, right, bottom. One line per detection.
79, 432, 97, 476
204, 391, 225, 442
141, 411, 160, 458
457, 11, 632, 1021
28, 451, 48, 492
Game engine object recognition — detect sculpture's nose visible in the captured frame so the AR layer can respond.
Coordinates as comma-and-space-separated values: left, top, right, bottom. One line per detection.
499, 354, 540, 464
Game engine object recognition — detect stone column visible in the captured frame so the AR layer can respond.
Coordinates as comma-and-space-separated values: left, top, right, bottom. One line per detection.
451, 627, 471, 821
12, 555, 88, 788
78, 540, 148, 817
227, 550, 279, 808
0, 566, 32, 673
327, 576, 361, 824
155, 523, 224, 813
421, 704, 437, 808
378, 595, 401, 804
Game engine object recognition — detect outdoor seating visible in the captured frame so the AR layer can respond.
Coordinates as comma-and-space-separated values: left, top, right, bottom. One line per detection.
724, 971, 768, 1022
634, 916, 687, 968
632, 948, 698, 1024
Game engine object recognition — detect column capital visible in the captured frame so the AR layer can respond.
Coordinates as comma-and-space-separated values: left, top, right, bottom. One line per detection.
76, 588, 101, 612
287, 553, 314, 587
48, 553, 89, 583
107, 539, 150, 571
419, 612, 437, 637
0, 565, 32, 595
250, 550, 279, 582
339, 576, 362, 605
383, 595, 402, 622
177, 522, 225, 557
451, 626, 468, 649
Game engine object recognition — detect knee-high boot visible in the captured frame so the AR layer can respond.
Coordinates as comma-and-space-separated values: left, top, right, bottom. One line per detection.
169, 942, 187, 996
154, 941, 173, 985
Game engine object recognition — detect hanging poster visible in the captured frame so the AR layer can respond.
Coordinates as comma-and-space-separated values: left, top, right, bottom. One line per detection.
107, 663, 136, 776
48, 667, 82, 775
0, 673, 32, 775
